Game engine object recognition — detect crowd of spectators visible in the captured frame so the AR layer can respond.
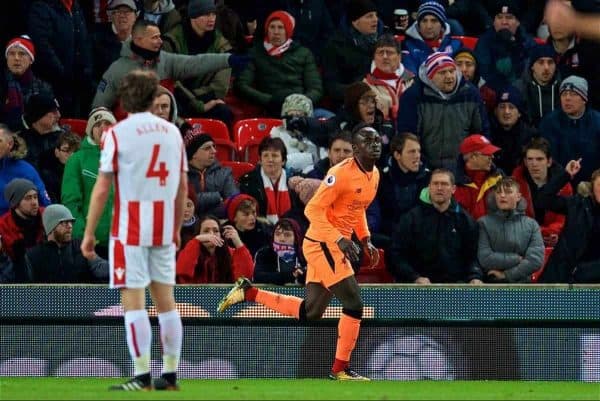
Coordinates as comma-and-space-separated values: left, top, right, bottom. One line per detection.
1, 0, 600, 285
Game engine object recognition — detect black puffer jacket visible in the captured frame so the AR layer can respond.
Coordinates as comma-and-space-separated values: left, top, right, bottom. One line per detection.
537, 169, 600, 283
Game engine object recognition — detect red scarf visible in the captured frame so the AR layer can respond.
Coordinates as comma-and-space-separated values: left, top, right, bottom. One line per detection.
263, 39, 293, 57
364, 68, 405, 120
261, 167, 291, 224
425, 36, 442, 51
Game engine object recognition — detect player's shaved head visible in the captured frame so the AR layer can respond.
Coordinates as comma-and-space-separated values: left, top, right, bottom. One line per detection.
351, 123, 379, 143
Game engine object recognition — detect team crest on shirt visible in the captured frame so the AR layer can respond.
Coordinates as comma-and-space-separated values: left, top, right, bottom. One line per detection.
325, 174, 336, 186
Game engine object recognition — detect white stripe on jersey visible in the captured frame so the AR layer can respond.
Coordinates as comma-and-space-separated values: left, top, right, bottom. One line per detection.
100, 112, 188, 246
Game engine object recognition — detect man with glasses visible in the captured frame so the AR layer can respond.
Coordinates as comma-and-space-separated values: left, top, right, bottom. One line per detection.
93, 0, 139, 82
38, 131, 81, 203
454, 134, 504, 220
25, 204, 109, 283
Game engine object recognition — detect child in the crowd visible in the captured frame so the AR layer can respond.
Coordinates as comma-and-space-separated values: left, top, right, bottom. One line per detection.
180, 187, 201, 252
253, 217, 306, 285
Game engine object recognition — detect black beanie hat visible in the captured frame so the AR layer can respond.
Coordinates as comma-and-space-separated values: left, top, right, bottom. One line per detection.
24, 93, 59, 126
346, 0, 377, 22
185, 133, 214, 159
4, 178, 37, 209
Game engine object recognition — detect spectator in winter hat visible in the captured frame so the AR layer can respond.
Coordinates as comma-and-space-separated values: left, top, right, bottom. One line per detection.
397, 52, 490, 172
321, 0, 379, 108
540, 75, 600, 186
270, 94, 320, 173
0, 125, 51, 217
402, 1, 463, 74
61, 107, 116, 259
514, 44, 561, 126
0, 178, 46, 283
185, 131, 238, 218
1, 35, 54, 132
474, 1, 537, 91
25, 203, 109, 283
253, 217, 307, 285
19, 93, 65, 170
92, 0, 139, 82
453, 48, 497, 113
489, 85, 538, 174
223, 193, 271, 259
235, 10, 323, 117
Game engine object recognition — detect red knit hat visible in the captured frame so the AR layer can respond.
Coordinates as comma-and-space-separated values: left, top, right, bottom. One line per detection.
424, 52, 456, 80
5, 35, 35, 62
224, 193, 258, 222
264, 10, 295, 39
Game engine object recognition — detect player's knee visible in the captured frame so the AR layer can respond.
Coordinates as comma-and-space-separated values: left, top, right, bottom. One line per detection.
299, 300, 307, 321
302, 301, 326, 321
342, 307, 363, 319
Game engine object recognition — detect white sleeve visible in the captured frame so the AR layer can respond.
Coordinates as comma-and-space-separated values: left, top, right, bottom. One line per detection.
99, 128, 117, 173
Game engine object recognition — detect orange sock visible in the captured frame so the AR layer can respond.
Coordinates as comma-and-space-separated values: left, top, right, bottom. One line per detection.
255, 289, 303, 319
333, 314, 361, 371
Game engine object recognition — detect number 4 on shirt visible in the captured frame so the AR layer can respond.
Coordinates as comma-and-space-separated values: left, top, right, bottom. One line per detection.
146, 144, 169, 186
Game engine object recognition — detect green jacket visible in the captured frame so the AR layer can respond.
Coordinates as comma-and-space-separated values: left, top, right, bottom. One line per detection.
162, 26, 232, 114
61, 137, 113, 246
235, 41, 322, 106
92, 39, 230, 109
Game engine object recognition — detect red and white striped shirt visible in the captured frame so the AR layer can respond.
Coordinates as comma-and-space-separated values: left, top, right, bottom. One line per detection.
100, 112, 188, 246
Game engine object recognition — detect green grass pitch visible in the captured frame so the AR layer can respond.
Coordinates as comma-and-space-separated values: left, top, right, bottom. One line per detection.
1, 378, 599, 400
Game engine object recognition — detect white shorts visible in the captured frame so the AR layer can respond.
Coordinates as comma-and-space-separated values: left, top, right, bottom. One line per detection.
109, 239, 176, 289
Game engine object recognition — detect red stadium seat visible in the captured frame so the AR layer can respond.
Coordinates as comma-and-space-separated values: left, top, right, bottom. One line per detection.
224, 92, 266, 123
233, 118, 283, 164
452, 35, 478, 50
60, 118, 87, 138
185, 118, 231, 140
355, 249, 394, 284
221, 161, 255, 183
213, 138, 237, 162
531, 247, 554, 283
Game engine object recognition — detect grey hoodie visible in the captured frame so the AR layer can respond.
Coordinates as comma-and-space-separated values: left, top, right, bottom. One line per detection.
477, 195, 545, 282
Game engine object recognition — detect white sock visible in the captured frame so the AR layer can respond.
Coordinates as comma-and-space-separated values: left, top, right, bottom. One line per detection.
124, 309, 152, 376
158, 309, 183, 374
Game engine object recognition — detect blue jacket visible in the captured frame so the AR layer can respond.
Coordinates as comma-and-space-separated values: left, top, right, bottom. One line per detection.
474, 26, 537, 91
402, 22, 463, 74
540, 107, 600, 186
0, 137, 51, 216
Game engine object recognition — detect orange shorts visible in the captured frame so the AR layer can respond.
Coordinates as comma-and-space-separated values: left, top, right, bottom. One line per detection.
303, 237, 354, 288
